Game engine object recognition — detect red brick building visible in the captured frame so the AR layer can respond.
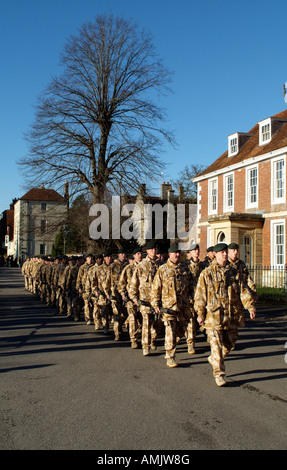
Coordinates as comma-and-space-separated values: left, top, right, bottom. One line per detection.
194, 110, 287, 267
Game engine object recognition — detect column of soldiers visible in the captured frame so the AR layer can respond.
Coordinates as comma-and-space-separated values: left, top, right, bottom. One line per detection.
21, 241, 257, 387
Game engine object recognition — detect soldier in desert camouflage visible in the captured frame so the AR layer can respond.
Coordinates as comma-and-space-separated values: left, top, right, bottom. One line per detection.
84, 253, 103, 330
194, 243, 256, 387
76, 254, 94, 325
129, 242, 162, 356
151, 244, 193, 368
59, 257, 80, 320
183, 243, 204, 354
56, 256, 68, 314
118, 247, 143, 348
228, 242, 258, 300
201, 246, 216, 268
92, 251, 113, 335
106, 249, 129, 341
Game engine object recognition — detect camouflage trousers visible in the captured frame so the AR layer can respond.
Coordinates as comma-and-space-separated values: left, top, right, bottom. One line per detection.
67, 294, 80, 319
140, 306, 162, 350
82, 293, 93, 323
24, 275, 29, 290
126, 301, 141, 343
56, 289, 66, 314
206, 326, 238, 378
99, 303, 113, 330
181, 308, 197, 346
91, 299, 102, 329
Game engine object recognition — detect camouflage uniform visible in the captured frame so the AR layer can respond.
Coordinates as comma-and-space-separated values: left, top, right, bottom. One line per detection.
56, 259, 68, 314
107, 258, 129, 340
129, 256, 162, 355
76, 261, 94, 324
118, 259, 141, 348
182, 257, 204, 353
84, 263, 102, 330
92, 261, 113, 334
38, 261, 47, 302
194, 259, 256, 381
151, 259, 193, 364
22, 259, 30, 291
228, 257, 257, 297
44, 261, 53, 305
59, 260, 80, 319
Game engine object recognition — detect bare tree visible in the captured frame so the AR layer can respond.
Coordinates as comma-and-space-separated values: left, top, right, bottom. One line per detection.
19, 15, 174, 204
170, 163, 207, 202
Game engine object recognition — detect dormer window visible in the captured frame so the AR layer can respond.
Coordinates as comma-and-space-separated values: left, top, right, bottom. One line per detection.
259, 118, 271, 145
228, 133, 238, 157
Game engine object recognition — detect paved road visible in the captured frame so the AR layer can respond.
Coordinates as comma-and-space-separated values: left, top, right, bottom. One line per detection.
1, 267, 287, 451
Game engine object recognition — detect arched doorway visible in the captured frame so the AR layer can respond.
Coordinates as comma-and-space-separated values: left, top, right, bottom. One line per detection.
217, 231, 226, 243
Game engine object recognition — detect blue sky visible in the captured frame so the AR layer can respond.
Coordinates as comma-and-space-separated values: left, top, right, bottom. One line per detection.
1, 0, 286, 214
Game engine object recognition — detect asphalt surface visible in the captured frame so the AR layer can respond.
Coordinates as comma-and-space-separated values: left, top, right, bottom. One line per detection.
0, 267, 287, 451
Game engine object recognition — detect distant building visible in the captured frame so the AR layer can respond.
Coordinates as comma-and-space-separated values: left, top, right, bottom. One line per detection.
194, 109, 287, 267
127, 182, 197, 249
12, 185, 68, 260
0, 200, 16, 257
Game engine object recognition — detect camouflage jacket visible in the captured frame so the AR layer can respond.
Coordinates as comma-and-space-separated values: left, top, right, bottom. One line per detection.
228, 258, 257, 294
182, 257, 204, 298
65, 264, 79, 293
118, 260, 139, 300
108, 259, 129, 297
76, 262, 94, 292
56, 263, 67, 289
129, 256, 161, 305
92, 262, 111, 306
194, 259, 256, 330
150, 259, 193, 313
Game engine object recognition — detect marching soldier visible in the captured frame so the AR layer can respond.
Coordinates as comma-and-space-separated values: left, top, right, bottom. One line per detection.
151, 244, 193, 368
56, 256, 68, 314
183, 243, 204, 354
194, 243, 256, 387
76, 254, 94, 325
228, 243, 258, 300
118, 247, 143, 348
92, 251, 113, 334
85, 255, 102, 330
59, 257, 80, 320
129, 242, 162, 356
202, 246, 216, 268
107, 248, 129, 341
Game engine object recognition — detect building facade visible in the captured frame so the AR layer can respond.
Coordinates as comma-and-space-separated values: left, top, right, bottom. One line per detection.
13, 185, 68, 261
194, 110, 287, 267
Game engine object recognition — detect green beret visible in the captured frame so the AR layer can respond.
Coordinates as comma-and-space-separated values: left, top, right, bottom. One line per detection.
228, 243, 239, 249
214, 243, 228, 253
145, 241, 157, 250
86, 253, 94, 258
168, 244, 181, 253
207, 246, 214, 252
117, 248, 126, 254
189, 243, 199, 251
133, 247, 142, 255
95, 253, 103, 260
103, 251, 113, 257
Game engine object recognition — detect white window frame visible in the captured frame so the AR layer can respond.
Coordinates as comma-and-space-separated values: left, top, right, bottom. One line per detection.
223, 171, 234, 212
40, 244, 46, 256
259, 118, 271, 146
271, 219, 285, 267
271, 155, 285, 205
245, 164, 258, 209
208, 177, 218, 215
228, 133, 238, 157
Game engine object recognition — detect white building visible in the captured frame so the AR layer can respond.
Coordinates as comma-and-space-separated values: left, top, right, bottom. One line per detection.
13, 185, 68, 260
